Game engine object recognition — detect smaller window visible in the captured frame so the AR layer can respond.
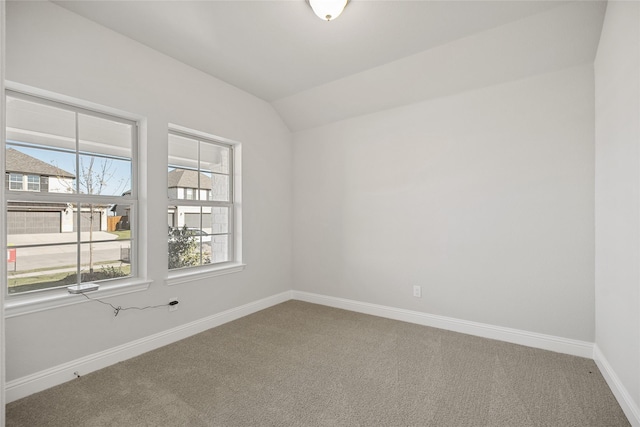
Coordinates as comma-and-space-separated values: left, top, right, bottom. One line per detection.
27, 175, 40, 191
168, 130, 235, 271
9, 173, 22, 190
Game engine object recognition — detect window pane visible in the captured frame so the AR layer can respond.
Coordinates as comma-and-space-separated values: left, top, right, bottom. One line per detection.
6, 145, 76, 193
78, 113, 132, 197
210, 173, 230, 201
168, 133, 198, 169
80, 242, 131, 284
7, 245, 78, 294
168, 133, 198, 179
77, 154, 131, 196
110, 203, 133, 235
197, 231, 212, 266
195, 173, 209, 201
168, 134, 199, 200
210, 234, 229, 264
78, 113, 132, 159
205, 206, 229, 235
77, 203, 134, 280
6, 95, 76, 151
75, 203, 113, 241
203, 207, 230, 265
201, 142, 229, 174
168, 206, 206, 270
168, 168, 202, 200
201, 142, 230, 201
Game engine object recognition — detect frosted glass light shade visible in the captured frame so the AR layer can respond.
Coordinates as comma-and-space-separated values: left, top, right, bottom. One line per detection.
309, 0, 349, 21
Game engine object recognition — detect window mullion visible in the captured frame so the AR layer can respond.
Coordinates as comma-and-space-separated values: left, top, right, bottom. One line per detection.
75, 111, 81, 285
167, 198, 231, 208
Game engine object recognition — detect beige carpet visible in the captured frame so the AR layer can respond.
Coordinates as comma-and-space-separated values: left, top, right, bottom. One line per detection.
6, 301, 630, 426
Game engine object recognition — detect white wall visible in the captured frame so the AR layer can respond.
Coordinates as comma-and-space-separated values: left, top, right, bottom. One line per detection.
5, 1, 292, 381
594, 0, 640, 417
293, 64, 595, 341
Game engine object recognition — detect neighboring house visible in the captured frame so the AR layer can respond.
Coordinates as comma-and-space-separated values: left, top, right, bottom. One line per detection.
167, 168, 214, 232
167, 168, 229, 263
5, 148, 107, 234
110, 190, 131, 230
5, 148, 75, 194
115, 168, 226, 233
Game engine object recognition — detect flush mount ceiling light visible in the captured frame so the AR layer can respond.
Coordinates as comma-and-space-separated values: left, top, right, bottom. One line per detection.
307, 0, 350, 21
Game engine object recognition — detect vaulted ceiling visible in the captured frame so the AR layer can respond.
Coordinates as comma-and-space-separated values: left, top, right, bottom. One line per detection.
54, 1, 606, 131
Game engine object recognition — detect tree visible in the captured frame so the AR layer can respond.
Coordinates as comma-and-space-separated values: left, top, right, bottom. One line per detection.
59, 156, 129, 274
168, 226, 211, 269
80, 157, 128, 273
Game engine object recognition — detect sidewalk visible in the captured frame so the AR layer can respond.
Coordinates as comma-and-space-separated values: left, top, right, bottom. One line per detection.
7, 231, 118, 246
8, 261, 128, 279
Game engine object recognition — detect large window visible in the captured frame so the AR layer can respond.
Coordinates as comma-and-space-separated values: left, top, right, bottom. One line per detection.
5, 91, 137, 295
168, 130, 234, 271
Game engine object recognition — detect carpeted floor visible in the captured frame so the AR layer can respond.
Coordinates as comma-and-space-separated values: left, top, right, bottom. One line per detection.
6, 300, 630, 426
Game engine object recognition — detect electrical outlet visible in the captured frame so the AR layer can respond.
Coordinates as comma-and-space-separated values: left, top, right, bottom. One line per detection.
412, 285, 422, 298
169, 297, 179, 312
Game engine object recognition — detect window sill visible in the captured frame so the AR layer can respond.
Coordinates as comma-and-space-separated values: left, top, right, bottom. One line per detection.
166, 263, 245, 286
5, 279, 153, 318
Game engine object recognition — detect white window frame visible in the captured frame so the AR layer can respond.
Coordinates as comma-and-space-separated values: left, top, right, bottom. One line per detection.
3, 86, 151, 317
167, 126, 244, 286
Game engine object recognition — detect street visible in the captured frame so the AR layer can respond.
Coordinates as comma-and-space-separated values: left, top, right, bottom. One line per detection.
7, 232, 130, 273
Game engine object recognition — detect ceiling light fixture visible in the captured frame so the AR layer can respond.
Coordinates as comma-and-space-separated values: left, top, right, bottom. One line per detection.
307, 0, 349, 21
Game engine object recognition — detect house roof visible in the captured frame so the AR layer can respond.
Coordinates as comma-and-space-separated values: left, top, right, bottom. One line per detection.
168, 168, 212, 189
6, 148, 75, 178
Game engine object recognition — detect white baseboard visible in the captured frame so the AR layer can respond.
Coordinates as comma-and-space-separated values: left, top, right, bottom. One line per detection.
291, 291, 594, 358
594, 345, 640, 427
5, 290, 292, 403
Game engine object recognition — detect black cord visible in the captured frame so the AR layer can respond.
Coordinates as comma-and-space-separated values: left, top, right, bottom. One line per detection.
79, 292, 171, 317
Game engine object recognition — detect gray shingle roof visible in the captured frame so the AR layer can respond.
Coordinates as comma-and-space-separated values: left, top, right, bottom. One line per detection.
5, 148, 75, 178
168, 168, 212, 189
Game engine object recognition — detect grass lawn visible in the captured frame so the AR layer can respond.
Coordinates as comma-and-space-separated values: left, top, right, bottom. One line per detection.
109, 230, 131, 240
8, 264, 131, 294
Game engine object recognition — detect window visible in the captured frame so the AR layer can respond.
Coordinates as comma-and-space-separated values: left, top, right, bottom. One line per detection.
168, 129, 235, 271
9, 173, 22, 190
8, 174, 41, 191
5, 90, 137, 295
27, 175, 40, 191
